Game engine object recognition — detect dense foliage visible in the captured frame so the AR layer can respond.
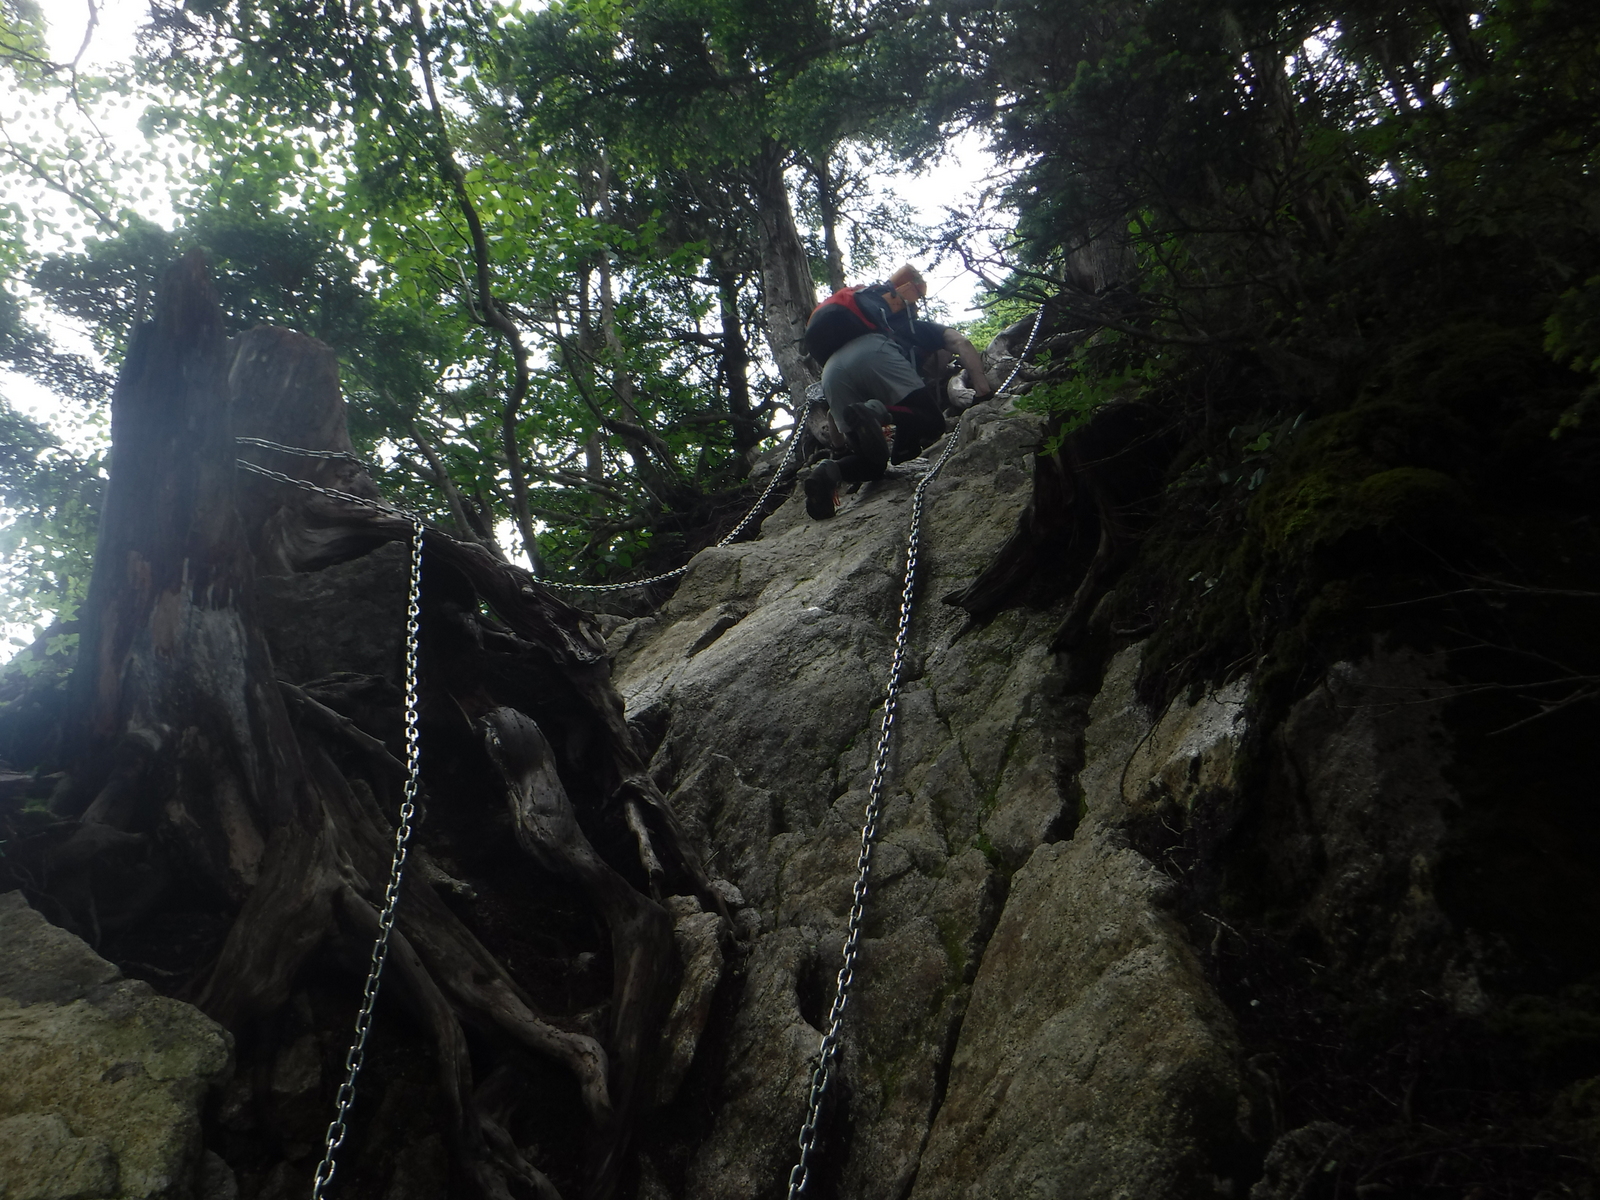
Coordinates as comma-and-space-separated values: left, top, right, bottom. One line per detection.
0, 0, 1596, 630
975, 0, 1600, 702
968, 6, 1600, 1189
0, 0, 957, 632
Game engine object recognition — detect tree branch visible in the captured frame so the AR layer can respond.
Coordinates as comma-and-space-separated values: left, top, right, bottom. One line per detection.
407, 0, 539, 569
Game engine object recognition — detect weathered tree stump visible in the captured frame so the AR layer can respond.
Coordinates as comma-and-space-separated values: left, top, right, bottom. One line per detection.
18, 251, 723, 1200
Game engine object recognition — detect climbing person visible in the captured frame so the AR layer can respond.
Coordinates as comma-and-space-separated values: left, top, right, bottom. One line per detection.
801, 265, 995, 520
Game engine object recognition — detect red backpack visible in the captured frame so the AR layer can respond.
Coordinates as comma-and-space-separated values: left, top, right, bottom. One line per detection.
803, 284, 895, 365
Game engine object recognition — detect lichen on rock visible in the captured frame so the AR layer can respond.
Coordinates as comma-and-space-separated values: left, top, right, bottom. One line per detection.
0, 891, 232, 1200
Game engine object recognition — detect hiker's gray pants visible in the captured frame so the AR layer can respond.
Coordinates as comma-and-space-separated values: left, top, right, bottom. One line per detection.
821, 333, 922, 434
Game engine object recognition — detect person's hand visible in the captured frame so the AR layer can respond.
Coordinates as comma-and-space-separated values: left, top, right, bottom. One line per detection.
948, 381, 990, 409
943, 329, 997, 400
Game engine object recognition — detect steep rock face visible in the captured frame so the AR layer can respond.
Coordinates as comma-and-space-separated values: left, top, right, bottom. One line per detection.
0, 891, 233, 1200
1259, 653, 1463, 995
611, 402, 1254, 1198
1080, 640, 1550, 1198
911, 647, 1254, 1200
909, 826, 1244, 1200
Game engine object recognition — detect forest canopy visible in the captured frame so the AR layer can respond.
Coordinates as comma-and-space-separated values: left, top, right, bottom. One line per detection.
0, 0, 1596, 644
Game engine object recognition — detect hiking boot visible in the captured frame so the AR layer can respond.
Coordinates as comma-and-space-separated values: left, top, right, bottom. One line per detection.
804, 459, 843, 520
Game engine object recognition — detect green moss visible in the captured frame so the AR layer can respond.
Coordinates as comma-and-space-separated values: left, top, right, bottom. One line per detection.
925, 912, 974, 1021
1113, 319, 1586, 724
873, 1052, 908, 1109
934, 913, 968, 975
970, 830, 1004, 873
861, 913, 976, 1110
1256, 466, 1469, 555
1550, 1074, 1600, 1160
1378, 322, 1556, 422
976, 723, 1024, 820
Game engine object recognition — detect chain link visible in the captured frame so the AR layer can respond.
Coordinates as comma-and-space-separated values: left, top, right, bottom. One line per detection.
544, 304, 1040, 600
240, 427, 803, 595
234, 457, 426, 523
235, 435, 375, 468
240, 300, 1039, 604
540, 424, 805, 593
784, 302, 1045, 1197
228, 301, 1046, 1197
229, 438, 423, 1200
996, 302, 1047, 395
308, 515, 424, 1200
783, 411, 966, 1198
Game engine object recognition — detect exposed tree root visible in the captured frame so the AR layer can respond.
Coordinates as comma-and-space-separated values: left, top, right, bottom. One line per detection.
337, 885, 564, 1200
9, 253, 726, 1199
482, 707, 677, 1198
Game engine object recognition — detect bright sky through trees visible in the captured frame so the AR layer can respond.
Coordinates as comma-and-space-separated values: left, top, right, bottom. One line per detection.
0, 0, 1011, 659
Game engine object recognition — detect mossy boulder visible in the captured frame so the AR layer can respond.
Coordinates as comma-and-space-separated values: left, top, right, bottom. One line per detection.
0, 892, 232, 1200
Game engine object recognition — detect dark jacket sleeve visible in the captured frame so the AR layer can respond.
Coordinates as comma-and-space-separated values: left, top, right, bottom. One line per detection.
910, 319, 950, 353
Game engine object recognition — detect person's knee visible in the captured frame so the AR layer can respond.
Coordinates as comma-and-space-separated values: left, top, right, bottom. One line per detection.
904, 385, 945, 427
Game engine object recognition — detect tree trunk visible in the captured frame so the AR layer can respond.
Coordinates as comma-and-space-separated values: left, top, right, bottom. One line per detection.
410, 417, 505, 558
811, 152, 848, 294
748, 138, 819, 412
596, 153, 641, 428
64, 250, 293, 905
18, 252, 727, 1200
713, 258, 759, 464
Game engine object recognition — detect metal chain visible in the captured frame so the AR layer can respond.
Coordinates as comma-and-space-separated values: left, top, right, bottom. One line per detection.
239, 297, 1040, 599
783, 412, 965, 1198
308, 515, 424, 1200
540, 424, 805, 593
784, 302, 1045, 1198
228, 439, 424, 1199
238, 428, 802, 595
235, 435, 375, 468
234, 458, 426, 523
543, 303, 1040, 600
996, 302, 1047, 395
228, 297, 1047, 1196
